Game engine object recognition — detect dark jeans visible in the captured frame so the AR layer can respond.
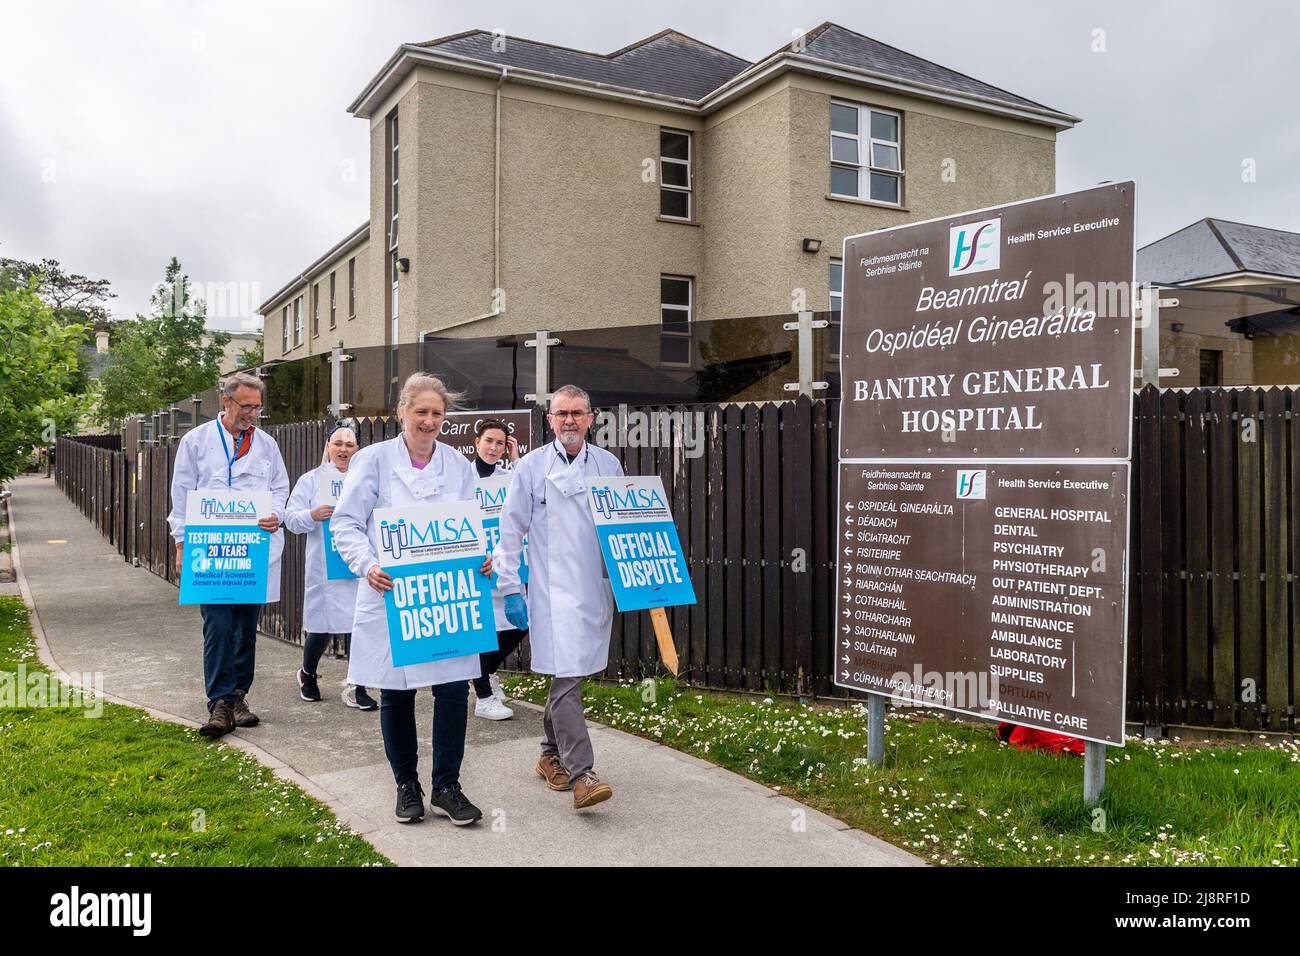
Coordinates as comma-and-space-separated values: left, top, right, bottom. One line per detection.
380, 682, 468, 789
200, 603, 260, 711
473, 628, 526, 698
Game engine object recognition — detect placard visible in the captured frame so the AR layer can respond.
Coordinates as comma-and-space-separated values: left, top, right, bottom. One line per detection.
372, 500, 498, 667
474, 474, 528, 587
587, 476, 695, 611
317, 470, 356, 580
179, 489, 272, 605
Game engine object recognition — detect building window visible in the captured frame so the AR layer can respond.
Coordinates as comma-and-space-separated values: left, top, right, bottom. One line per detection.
329, 271, 336, 329
311, 283, 320, 337
348, 257, 356, 318
660, 275, 692, 365
390, 252, 400, 344
1200, 349, 1222, 387
293, 295, 303, 347
387, 111, 399, 250
660, 129, 692, 220
828, 257, 843, 357
281, 305, 290, 354
830, 101, 902, 205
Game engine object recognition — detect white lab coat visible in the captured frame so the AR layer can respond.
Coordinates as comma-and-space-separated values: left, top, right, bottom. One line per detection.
285, 463, 361, 634
167, 419, 289, 603
330, 435, 483, 690
496, 439, 623, 677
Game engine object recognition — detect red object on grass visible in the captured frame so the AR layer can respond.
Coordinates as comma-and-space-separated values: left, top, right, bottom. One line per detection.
997, 722, 1085, 755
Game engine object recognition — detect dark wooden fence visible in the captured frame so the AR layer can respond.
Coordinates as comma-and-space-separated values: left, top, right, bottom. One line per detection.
53, 387, 1300, 733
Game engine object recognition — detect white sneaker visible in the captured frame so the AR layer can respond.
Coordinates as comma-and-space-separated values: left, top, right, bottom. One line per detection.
474, 695, 513, 721
489, 672, 507, 703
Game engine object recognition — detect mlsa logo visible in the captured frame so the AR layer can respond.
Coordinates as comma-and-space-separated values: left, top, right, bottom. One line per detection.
379, 516, 478, 560
475, 485, 508, 510
200, 497, 258, 519
949, 217, 1001, 276
956, 470, 987, 500
328, 479, 344, 498
591, 483, 666, 520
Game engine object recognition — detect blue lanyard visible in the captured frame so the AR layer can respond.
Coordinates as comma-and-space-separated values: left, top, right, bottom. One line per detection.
553, 442, 590, 471
218, 420, 249, 488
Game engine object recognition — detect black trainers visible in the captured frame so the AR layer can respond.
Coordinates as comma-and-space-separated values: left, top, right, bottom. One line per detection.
428, 782, 482, 826
353, 686, 378, 711
395, 780, 425, 824
298, 668, 322, 702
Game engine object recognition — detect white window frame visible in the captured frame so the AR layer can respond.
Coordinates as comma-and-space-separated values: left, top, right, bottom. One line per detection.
387, 111, 399, 250
293, 296, 303, 347
347, 257, 356, 318
311, 282, 320, 338
659, 274, 693, 367
659, 129, 692, 221
329, 271, 336, 329
281, 305, 290, 354
830, 100, 903, 206
390, 251, 400, 344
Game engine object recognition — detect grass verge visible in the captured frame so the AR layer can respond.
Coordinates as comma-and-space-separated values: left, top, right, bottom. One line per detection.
504, 673, 1299, 867
0, 596, 388, 866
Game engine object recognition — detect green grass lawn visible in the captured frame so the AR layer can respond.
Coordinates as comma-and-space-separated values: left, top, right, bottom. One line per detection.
0, 596, 388, 866
503, 672, 1300, 867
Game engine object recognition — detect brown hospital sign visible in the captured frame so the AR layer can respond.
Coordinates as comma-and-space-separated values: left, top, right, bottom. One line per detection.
834, 183, 1135, 746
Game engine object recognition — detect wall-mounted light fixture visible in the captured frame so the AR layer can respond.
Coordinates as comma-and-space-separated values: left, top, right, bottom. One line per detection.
1170, 321, 1185, 333
801, 238, 823, 254
397, 257, 411, 273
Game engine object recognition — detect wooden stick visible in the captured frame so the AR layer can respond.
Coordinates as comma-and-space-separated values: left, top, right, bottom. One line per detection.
648, 607, 679, 675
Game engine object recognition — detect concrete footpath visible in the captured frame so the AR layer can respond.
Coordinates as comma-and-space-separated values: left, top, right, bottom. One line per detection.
8, 475, 920, 867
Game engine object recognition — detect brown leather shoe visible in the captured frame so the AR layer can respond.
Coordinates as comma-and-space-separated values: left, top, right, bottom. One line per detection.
231, 691, 260, 728
572, 772, 613, 809
535, 754, 572, 791
200, 699, 235, 737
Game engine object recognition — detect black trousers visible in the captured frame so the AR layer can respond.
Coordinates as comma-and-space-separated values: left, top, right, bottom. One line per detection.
473, 628, 526, 698
379, 682, 468, 789
200, 603, 260, 711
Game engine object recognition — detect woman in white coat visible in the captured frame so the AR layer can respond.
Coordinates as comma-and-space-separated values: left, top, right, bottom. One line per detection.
284, 423, 376, 710
469, 418, 524, 721
329, 373, 492, 827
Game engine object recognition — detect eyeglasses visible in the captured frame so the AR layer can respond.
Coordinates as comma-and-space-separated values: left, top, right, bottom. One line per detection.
230, 402, 263, 413
549, 409, 590, 420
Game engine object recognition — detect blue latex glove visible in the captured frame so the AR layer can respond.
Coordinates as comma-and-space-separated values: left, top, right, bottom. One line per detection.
504, 593, 529, 631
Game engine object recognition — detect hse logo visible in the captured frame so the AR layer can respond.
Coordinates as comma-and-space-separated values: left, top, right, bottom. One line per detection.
200, 497, 258, 519
956, 469, 987, 500
475, 485, 508, 510
379, 516, 478, 560
949, 217, 1001, 276
591, 483, 667, 520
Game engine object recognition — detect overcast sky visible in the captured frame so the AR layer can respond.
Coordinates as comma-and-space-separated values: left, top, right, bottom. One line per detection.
2, 0, 1296, 328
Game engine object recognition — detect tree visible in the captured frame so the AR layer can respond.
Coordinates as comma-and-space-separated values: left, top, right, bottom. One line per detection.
237, 337, 263, 368
0, 281, 86, 483
0, 255, 114, 325
94, 258, 230, 429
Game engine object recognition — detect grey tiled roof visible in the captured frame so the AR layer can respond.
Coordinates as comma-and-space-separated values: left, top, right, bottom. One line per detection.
786, 22, 1055, 113
418, 28, 749, 101
416, 22, 1068, 116
1138, 219, 1300, 284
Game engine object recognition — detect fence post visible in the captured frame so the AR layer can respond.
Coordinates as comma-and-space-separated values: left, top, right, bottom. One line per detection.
328, 346, 354, 418
525, 329, 560, 407
783, 310, 829, 399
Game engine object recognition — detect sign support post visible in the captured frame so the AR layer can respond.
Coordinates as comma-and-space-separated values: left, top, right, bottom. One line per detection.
1083, 741, 1106, 806
866, 692, 886, 766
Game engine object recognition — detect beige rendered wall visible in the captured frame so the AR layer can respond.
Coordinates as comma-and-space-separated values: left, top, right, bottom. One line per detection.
259, 234, 374, 363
